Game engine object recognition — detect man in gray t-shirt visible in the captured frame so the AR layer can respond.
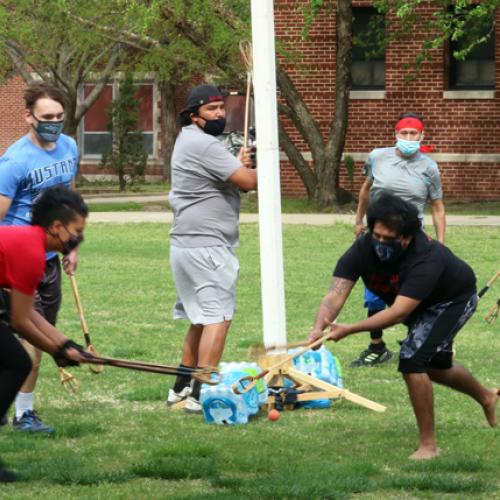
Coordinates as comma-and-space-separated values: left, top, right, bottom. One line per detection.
167, 84, 257, 413
351, 113, 446, 368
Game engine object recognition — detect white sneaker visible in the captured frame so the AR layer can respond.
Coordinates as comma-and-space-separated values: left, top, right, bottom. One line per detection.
166, 386, 191, 407
184, 396, 202, 414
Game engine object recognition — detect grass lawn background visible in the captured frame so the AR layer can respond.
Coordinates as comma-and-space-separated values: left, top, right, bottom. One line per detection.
0, 223, 498, 498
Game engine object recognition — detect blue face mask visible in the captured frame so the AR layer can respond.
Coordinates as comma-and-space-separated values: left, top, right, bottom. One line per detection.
372, 239, 404, 263
33, 117, 64, 142
396, 139, 420, 156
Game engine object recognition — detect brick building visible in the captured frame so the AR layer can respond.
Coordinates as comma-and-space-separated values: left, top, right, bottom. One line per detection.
275, 0, 500, 200
1, 1, 499, 200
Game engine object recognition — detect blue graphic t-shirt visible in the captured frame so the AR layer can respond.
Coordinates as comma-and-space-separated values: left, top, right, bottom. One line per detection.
0, 133, 79, 258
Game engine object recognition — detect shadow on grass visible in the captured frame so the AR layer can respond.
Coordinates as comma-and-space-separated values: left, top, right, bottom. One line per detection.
132, 443, 218, 481
19, 453, 133, 485
213, 466, 374, 498
384, 473, 494, 494
55, 421, 106, 438
401, 456, 492, 473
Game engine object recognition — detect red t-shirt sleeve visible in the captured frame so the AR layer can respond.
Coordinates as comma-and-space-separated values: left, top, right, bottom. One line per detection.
7, 252, 45, 295
5, 245, 45, 296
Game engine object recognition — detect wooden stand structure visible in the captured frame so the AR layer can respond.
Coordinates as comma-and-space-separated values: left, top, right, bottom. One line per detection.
258, 353, 386, 413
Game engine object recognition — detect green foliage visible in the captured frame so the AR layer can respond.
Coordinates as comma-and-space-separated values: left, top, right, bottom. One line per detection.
100, 72, 148, 191
373, 0, 500, 74
72, 0, 251, 86
343, 154, 356, 191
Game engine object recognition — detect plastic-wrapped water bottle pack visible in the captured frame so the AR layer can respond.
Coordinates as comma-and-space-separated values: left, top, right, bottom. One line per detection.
200, 348, 343, 424
200, 362, 267, 425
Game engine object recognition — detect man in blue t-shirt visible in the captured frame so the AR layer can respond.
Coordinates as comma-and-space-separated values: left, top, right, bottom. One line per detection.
0, 82, 79, 433
309, 193, 497, 460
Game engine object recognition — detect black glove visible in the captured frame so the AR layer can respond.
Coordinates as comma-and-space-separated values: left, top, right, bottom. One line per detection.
53, 339, 89, 367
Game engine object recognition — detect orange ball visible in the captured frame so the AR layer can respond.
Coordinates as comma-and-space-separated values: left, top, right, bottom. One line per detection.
268, 409, 280, 421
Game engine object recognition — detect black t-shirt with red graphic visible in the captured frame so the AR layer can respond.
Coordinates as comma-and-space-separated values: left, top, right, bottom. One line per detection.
333, 231, 476, 311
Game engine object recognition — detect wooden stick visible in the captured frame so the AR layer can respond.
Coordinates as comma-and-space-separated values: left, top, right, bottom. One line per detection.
249, 339, 309, 358
478, 270, 500, 297
59, 367, 80, 394
239, 40, 253, 149
69, 274, 103, 374
485, 298, 499, 324
286, 367, 386, 412
83, 356, 220, 385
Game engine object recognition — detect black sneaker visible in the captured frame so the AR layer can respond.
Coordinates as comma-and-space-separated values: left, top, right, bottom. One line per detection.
350, 346, 393, 367
12, 410, 55, 434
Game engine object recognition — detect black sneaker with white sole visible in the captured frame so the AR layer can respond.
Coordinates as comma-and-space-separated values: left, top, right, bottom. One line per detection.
350, 346, 393, 367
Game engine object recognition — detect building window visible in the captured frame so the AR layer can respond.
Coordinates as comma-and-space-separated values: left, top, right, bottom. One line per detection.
448, 12, 495, 90
351, 7, 386, 90
81, 84, 113, 157
80, 81, 155, 158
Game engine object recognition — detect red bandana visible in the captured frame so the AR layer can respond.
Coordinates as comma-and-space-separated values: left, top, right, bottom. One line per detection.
395, 117, 424, 132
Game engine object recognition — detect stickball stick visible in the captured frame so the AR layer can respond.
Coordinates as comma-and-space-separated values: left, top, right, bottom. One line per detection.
239, 40, 253, 149
69, 273, 103, 374
478, 270, 500, 298
83, 356, 220, 385
59, 367, 80, 394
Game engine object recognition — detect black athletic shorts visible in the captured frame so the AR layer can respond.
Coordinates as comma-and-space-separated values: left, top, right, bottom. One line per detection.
398, 290, 477, 374
34, 255, 62, 327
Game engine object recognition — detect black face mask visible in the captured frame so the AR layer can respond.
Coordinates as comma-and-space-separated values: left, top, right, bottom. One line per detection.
372, 238, 404, 263
61, 233, 84, 255
202, 118, 226, 136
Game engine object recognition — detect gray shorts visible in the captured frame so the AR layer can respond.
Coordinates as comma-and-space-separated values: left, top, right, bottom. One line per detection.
170, 245, 239, 325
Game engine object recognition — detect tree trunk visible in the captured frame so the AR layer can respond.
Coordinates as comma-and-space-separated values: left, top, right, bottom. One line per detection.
159, 81, 177, 181
63, 98, 80, 139
275, 1, 354, 208
314, 0, 353, 206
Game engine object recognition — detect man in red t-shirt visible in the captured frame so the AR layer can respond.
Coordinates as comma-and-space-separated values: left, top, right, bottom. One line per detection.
0, 186, 89, 482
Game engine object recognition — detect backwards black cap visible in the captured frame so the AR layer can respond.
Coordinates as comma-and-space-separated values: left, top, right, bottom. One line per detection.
185, 84, 223, 112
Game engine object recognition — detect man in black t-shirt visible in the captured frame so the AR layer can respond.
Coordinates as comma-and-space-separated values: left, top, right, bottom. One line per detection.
309, 193, 498, 460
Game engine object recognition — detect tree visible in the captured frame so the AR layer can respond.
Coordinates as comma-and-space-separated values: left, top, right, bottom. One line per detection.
64, 0, 249, 178
0, 0, 125, 137
277, 1, 353, 206
101, 72, 147, 191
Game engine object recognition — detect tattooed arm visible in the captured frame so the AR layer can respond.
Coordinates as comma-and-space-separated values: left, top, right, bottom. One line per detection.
309, 276, 355, 342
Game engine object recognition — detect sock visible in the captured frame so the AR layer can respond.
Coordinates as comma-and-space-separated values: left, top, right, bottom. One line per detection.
369, 342, 386, 352
368, 309, 384, 343
173, 364, 192, 393
190, 377, 201, 401
15, 392, 33, 418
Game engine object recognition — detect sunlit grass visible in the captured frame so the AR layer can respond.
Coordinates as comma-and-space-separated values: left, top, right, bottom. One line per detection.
0, 223, 498, 498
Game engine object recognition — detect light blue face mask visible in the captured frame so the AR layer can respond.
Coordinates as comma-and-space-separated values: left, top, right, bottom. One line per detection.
396, 138, 420, 156
33, 117, 64, 142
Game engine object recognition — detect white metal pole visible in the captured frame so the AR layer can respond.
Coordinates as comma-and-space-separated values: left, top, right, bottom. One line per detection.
250, 0, 287, 351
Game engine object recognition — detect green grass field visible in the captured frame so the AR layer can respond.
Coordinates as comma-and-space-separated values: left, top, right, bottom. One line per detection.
1, 223, 498, 499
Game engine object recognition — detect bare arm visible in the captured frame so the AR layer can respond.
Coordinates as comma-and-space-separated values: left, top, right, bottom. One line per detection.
354, 178, 372, 237
327, 295, 421, 342
309, 277, 355, 341
10, 289, 85, 362
0, 195, 13, 222
430, 198, 446, 244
